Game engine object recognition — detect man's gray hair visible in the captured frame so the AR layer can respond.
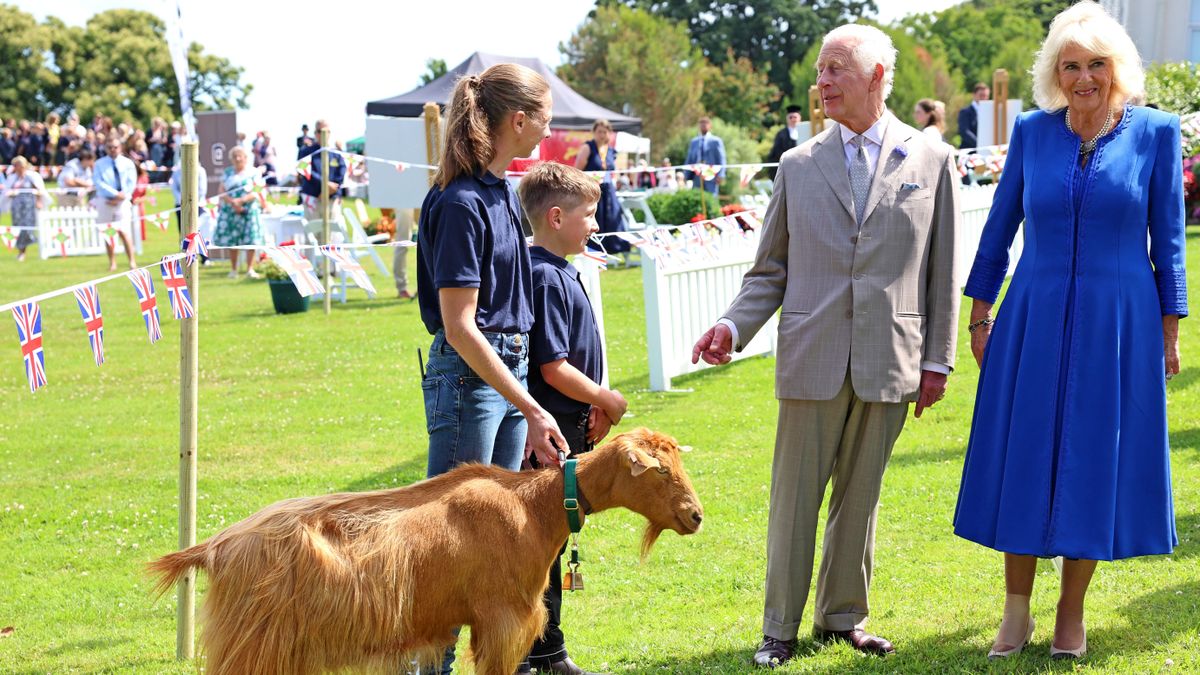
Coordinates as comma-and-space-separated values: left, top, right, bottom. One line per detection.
822, 24, 897, 101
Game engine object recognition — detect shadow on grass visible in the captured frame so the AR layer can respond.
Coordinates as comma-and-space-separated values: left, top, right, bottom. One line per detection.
888, 445, 964, 469
1078, 579, 1200, 669
340, 454, 428, 493
1172, 427, 1200, 454
42, 636, 131, 657
629, 625, 1033, 673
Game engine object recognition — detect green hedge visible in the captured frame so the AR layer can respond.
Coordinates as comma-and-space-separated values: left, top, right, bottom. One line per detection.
645, 190, 722, 225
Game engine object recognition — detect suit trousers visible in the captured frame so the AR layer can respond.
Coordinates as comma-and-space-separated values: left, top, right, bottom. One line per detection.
763, 372, 908, 639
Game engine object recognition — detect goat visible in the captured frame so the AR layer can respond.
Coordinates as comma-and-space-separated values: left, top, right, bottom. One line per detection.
148, 427, 703, 675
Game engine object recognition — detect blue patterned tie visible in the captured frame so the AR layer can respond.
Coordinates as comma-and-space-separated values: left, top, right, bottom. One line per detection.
849, 135, 870, 225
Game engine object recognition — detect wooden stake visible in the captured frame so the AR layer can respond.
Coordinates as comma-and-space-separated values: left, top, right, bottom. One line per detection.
423, 102, 441, 187
808, 85, 825, 137
993, 69, 1010, 145
319, 127, 331, 314
176, 141, 199, 660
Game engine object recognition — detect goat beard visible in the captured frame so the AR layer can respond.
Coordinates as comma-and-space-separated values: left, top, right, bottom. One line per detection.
640, 524, 662, 562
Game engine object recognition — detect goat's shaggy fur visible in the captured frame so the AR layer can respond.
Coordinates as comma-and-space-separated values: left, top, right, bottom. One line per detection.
148, 428, 703, 675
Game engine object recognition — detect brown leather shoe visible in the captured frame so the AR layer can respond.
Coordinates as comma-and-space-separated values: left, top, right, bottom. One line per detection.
530, 656, 607, 674
814, 628, 895, 656
752, 635, 796, 668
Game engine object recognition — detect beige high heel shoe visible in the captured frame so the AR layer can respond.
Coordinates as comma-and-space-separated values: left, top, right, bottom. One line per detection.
1050, 628, 1087, 659
988, 615, 1035, 659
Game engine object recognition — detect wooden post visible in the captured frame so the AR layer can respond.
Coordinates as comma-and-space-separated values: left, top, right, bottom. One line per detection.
176, 141, 199, 661
319, 127, 331, 315
992, 69, 1010, 146
423, 102, 441, 188
808, 85, 826, 137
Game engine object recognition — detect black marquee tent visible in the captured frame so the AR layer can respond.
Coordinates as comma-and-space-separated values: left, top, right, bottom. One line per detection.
365, 52, 642, 133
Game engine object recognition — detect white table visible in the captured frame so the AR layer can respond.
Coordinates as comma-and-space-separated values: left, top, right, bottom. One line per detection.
261, 208, 307, 246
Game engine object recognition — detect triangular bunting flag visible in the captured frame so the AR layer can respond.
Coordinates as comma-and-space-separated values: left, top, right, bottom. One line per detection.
72, 285, 105, 366
127, 269, 162, 343
11, 302, 46, 392
319, 245, 377, 295
159, 257, 194, 319
265, 247, 323, 297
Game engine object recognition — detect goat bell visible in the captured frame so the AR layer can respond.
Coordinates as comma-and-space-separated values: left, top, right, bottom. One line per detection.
563, 562, 584, 591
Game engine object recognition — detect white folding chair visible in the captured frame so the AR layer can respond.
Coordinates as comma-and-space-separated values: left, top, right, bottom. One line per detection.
342, 203, 391, 277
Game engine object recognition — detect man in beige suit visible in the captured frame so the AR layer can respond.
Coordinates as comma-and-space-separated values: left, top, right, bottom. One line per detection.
692, 24, 960, 667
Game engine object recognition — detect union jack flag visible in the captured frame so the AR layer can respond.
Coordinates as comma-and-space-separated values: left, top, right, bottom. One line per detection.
739, 164, 763, 189
183, 232, 209, 267
265, 246, 323, 297
128, 268, 162, 343
319, 245, 376, 294
11, 302, 46, 392
73, 285, 105, 366
159, 257, 194, 319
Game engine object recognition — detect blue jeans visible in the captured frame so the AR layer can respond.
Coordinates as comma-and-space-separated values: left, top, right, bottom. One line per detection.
422, 329, 529, 477
420, 328, 528, 674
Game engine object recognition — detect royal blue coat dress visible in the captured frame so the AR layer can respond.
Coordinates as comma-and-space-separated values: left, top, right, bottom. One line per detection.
954, 106, 1189, 561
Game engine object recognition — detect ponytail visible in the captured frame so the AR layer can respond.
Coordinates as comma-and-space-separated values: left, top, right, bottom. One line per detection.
433, 63, 550, 189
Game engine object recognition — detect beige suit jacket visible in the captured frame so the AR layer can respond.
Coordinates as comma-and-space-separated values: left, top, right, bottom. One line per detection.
724, 113, 960, 403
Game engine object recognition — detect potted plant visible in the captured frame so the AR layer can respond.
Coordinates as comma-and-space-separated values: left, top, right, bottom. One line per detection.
257, 258, 310, 314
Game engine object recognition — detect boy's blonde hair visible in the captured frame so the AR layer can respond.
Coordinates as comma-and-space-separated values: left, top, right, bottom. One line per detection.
518, 161, 601, 229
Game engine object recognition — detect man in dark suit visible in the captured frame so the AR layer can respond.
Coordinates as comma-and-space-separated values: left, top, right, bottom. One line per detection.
766, 105, 804, 180
957, 82, 990, 149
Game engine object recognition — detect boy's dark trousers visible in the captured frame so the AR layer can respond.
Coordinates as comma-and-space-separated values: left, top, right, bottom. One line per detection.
524, 407, 593, 670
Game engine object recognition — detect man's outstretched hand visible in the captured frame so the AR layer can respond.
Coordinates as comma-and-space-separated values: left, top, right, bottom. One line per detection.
692, 323, 734, 366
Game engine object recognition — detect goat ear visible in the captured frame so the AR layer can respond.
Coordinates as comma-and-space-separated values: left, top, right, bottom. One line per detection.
627, 447, 662, 476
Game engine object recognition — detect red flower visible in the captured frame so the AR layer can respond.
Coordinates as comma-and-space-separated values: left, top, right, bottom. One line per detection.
689, 213, 706, 223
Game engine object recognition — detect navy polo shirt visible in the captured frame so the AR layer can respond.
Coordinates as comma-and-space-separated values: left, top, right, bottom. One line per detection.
527, 246, 604, 415
298, 145, 346, 198
417, 171, 534, 335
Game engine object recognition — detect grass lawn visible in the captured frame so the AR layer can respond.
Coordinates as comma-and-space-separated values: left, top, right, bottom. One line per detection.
0, 189, 1197, 673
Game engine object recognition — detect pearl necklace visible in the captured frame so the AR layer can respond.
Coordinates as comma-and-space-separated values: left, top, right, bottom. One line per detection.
1065, 106, 1115, 162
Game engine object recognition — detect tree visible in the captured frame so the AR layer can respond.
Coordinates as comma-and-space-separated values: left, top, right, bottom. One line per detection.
700, 49, 780, 134
899, 3, 1043, 94
0, 5, 55, 120
420, 58, 448, 85
0, 8, 251, 126
600, 0, 876, 101
1145, 62, 1200, 115
559, 5, 709, 153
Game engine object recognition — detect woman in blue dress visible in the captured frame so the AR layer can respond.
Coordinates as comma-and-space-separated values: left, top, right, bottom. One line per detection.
575, 118, 630, 260
954, 3, 1187, 661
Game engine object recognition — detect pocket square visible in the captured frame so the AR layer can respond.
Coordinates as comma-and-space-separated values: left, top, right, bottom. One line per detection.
900, 182, 923, 190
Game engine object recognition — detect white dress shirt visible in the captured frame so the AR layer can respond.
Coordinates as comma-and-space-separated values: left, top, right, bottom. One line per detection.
719, 110, 950, 375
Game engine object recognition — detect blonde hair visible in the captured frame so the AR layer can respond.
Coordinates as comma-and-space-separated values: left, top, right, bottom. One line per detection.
1031, 1, 1144, 112
591, 119, 613, 132
434, 63, 551, 189
822, 23, 897, 100
517, 161, 601, 229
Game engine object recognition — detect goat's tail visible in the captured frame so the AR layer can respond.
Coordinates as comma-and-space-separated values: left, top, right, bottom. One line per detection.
146, 542, 211, 596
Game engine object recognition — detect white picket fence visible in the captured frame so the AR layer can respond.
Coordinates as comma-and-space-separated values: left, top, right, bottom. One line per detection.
36, 206, 143, 260
575, 182, 1016, 392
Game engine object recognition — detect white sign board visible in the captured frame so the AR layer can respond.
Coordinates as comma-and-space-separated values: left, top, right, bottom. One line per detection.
977, 99, 1024, 147
365, 115, 441, 209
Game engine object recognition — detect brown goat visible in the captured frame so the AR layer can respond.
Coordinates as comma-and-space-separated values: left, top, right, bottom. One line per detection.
148, 428, 703, 675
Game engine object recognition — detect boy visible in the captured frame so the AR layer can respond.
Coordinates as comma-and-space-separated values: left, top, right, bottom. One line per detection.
517, 161, 628, 675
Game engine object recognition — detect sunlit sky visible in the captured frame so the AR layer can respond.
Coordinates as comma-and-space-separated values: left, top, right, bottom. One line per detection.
23, 0, 964, 166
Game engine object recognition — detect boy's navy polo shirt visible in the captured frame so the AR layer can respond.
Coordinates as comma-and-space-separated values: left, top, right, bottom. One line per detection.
297, 144, 346, 199
527, 246, 604, 415
417, 171, 534, 335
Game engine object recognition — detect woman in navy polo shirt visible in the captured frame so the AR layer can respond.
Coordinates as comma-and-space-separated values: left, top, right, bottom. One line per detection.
417, 63, 567, 481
